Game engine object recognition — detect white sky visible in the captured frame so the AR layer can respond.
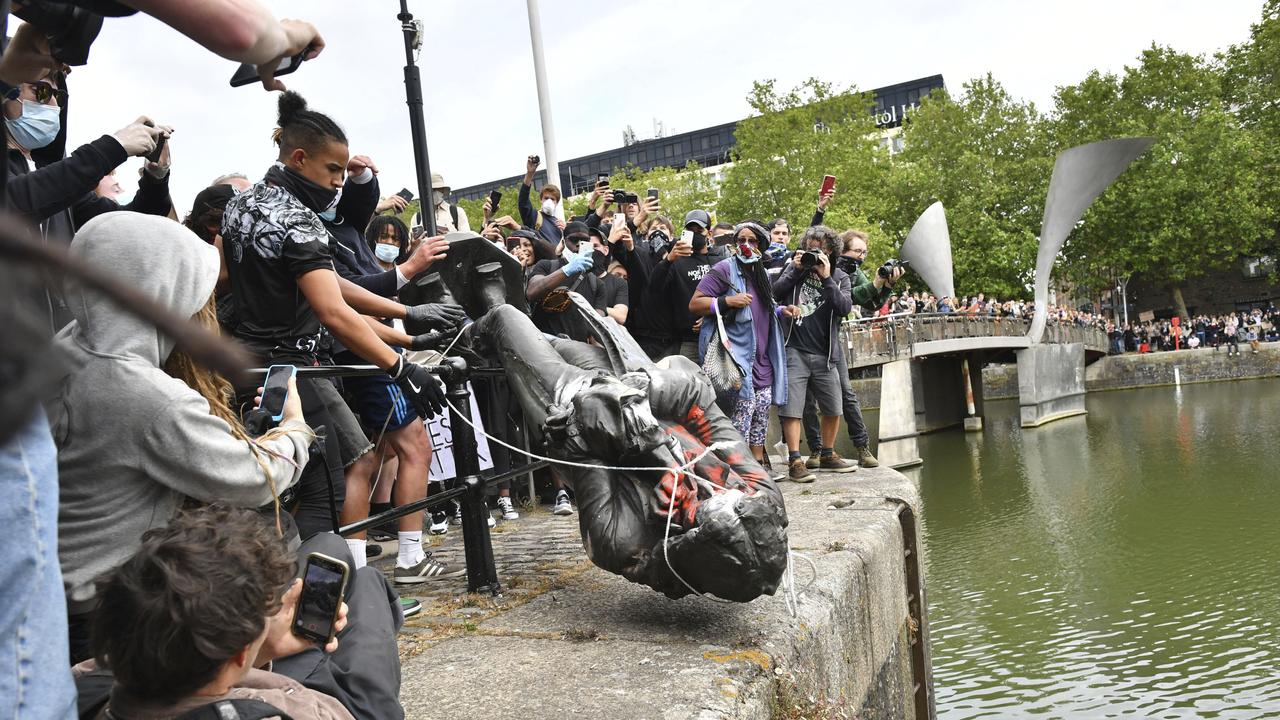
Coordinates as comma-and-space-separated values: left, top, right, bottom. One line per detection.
61, 0, 1263, 213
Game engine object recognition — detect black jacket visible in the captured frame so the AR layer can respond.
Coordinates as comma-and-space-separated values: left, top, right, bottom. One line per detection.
325, 174, 398, 297
647, 252, 715, 343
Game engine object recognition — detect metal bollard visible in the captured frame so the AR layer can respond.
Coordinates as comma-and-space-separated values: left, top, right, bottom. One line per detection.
442, 357, 502, 595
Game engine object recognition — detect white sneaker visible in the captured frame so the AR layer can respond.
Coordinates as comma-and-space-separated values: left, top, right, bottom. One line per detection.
552, 491, 574, 516
428, 508, 449, 535
450, 500, 463, 526
497, 495, 520, 520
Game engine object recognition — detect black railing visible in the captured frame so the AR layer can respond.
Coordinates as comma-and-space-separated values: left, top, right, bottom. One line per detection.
243, 359, 544, 595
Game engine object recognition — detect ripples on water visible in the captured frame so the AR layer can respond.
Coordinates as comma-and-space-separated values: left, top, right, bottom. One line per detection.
903, 378, 1280, 719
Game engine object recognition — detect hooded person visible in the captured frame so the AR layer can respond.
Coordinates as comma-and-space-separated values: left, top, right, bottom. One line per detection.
47, 213, 314, 664
690, 221, 795, 476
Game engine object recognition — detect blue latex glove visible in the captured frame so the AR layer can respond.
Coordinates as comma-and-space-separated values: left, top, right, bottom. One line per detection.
563, 250, 593, 277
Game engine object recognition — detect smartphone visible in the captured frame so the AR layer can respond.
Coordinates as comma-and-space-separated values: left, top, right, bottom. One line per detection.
292, 553, 349, 645
820, 174, 837, 196
679, 230, 694, 247
260, 365, 296, 423
230, 50, 308, 88
647, 187, 659, 201
489, 189, 502, 211
396, 188, 415, 202
597, 173, 610, 187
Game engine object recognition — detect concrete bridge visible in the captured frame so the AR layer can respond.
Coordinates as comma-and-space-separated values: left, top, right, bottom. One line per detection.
841, 313, 1110, 468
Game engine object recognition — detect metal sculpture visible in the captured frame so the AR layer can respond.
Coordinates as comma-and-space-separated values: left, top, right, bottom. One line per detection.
1028, 138, 1154, 344
898, 201, 955, 302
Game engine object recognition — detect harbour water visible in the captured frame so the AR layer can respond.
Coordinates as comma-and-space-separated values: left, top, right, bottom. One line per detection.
899, 378, 1280, 718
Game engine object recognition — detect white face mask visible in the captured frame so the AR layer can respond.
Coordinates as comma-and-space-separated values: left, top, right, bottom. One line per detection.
541, 198, 557, 215
432, 190, 445, 207
374, 243, 400, 263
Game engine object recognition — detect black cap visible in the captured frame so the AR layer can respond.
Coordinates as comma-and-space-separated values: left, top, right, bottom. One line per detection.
191, 184, 235, 215
564, 220, 590, 238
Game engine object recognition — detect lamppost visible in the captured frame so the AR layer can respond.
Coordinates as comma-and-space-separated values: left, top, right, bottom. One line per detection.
525, 0, 560, 190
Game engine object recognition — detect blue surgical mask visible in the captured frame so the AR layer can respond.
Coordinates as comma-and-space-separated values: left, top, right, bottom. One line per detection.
374, 243, 400, 263
6, 100, 60, 150
318, 208, 337, 222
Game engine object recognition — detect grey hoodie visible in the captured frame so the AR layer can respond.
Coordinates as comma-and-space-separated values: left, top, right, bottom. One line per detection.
47, 213, 312, 610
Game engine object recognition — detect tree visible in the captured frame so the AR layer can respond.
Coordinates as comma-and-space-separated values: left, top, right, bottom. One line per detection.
887, 74, 1051, 298
562, 162, 722, 227
1050, 45, 1272, 317
1222, 0, 1280, 246
719, 78, 893, 248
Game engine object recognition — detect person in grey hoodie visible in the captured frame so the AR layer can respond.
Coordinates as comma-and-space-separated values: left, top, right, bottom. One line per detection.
47, 213, 314, 664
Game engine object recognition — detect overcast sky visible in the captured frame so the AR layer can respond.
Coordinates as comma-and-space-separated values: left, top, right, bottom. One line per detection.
62, 0, 1263, 213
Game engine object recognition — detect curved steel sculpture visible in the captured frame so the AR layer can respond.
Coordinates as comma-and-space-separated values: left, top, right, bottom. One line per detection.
1028, 138, 1154, 344
898, 201, 954, 302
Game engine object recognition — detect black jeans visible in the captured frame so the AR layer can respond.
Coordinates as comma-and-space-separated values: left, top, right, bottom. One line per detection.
273, 532, 405, 719
802, 352, 870, 453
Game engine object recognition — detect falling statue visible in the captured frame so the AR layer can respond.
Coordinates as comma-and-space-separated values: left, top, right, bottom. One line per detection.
403, 233, 790, 602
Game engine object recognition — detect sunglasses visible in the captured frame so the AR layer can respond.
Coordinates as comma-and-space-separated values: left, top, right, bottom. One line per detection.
7, 82, 66, 105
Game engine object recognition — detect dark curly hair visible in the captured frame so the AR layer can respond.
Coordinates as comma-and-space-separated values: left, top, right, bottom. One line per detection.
90, 506, 296, 703
272, 90, 347, 155
365, 214, 410, 263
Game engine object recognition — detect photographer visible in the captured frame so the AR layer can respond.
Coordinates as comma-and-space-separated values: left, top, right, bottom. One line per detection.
517, 154, 562, 259
771, 225, 856, 481
798, 229, 892, 470
78, 505, 405, 719
647, 210, 718, 362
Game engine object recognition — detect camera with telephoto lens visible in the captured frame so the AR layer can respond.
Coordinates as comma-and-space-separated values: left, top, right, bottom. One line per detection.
12, 0, 122, 66
878, 258, 910, 279
611, 189, 639, 205
800, 250, 822, 269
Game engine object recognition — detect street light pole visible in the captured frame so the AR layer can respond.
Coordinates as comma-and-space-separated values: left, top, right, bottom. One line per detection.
525, 0, 560, 191
397, 0, 437, 236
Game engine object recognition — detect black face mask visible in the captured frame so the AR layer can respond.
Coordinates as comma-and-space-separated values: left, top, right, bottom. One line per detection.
690, 230, 707, 253
648, 230, 670, 253
592, 250, 609, 274
264, 163, 338, 215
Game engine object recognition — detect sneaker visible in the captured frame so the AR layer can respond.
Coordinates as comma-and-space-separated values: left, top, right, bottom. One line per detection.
788, 458, 815, 483
553, 491, 575, 516
855, 445, 880, 468
804, 452, 821, 470
819, 452, 858, 473
365, 543, 383, 559
758, 454, 786, 484
369, 527, 397, 542
399, 597, 422, 619
497, 495, 520, 520
394, 553, 465, 584
450, 499, 463, 526
428, 508, 449, 535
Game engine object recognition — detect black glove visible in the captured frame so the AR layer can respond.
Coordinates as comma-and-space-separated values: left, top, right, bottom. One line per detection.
389, 356, 445, 419
409, 330, 447, 351
405, 303, 467, 331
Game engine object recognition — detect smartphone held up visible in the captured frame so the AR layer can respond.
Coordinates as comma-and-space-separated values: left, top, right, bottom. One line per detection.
293, 552, 349, 645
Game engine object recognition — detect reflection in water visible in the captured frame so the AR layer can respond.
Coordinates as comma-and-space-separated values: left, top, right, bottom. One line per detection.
904, 378, 1280, 719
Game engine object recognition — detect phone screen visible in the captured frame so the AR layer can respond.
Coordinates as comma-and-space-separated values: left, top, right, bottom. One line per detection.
294, 556, 346, 642
260, 365, 294, 422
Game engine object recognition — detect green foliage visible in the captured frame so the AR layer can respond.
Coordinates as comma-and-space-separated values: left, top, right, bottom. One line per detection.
1222, 1, 1280, 244
455, 183, 524, 232
720, 78, 893, 252
1050, 45, 1273, 295
887, 75, 1051, 298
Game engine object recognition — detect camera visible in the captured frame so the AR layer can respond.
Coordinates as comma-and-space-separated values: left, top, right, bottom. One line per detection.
13, 1, 115, 67
800, 250, 821, 269
611, 189, 639, 205
835, 255, 859, 275
877, 258, 910, 279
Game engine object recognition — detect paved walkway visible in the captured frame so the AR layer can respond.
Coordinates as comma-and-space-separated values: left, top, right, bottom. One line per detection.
366, 501, 591, 662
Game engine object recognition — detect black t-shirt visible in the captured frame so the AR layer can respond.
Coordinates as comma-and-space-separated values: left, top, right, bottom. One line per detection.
529, 258, 607, 340
787, 272, 834, 357
601, 272, 629, 311
221, 182, 334, 362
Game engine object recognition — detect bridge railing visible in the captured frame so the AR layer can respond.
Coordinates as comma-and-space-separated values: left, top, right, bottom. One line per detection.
841, 312, 1109, 368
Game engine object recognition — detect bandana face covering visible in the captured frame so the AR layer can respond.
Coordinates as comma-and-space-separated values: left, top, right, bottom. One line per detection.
264, 162, 340, 215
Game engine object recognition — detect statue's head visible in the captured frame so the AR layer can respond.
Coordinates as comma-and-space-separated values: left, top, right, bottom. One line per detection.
661, 487, 789, 602
553, 372, 666, 459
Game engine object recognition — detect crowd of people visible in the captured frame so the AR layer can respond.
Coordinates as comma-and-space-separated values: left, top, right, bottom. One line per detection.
1105, 308, 1280, 355
4, 4, 1274, 718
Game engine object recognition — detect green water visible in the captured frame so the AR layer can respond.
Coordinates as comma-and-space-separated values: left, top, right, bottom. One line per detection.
897, 378, 1280, 719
